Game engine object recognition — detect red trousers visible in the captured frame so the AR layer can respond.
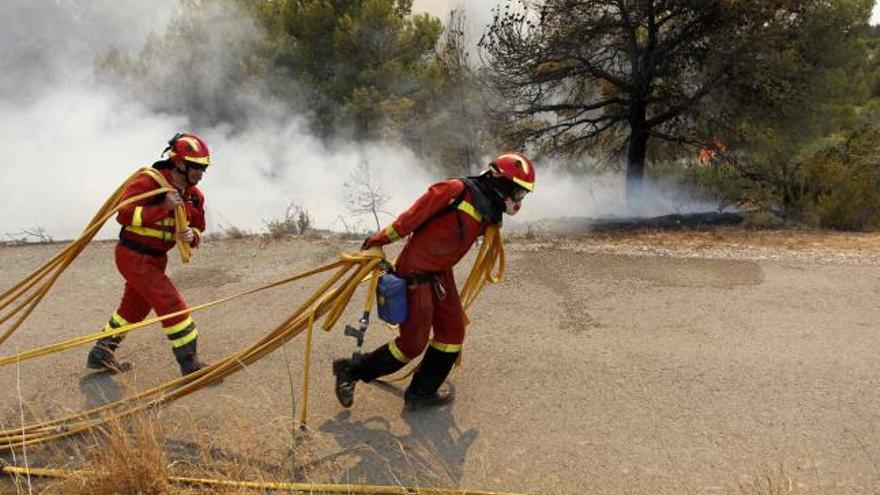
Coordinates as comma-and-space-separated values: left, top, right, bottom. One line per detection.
390, 270, 465, 361
114, 244, 190, 329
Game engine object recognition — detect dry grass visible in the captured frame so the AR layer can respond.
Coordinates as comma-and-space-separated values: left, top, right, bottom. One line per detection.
0, 410, 815, 495
734, 464, 801, 495
1, 405, 468, 495
48, 415, 174, 495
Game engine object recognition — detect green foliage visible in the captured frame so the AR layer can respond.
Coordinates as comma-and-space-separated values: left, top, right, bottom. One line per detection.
246, 0, 443, 140
668, 0, 879, 227
793, 118, 880, 230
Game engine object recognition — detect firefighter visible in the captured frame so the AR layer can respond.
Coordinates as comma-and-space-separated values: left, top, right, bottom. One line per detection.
332, 152, 536, 410
86, 132, 212, 376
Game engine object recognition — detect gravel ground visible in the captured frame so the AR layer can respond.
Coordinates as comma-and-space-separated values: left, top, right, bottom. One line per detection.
1, 231, 879, 494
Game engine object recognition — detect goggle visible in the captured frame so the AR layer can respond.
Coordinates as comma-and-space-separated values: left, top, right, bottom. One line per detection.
510, 187, 529, 202
186, 162, 209, 172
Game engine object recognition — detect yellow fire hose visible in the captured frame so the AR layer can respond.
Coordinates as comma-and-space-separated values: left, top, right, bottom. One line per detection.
0, 258, 346, 368
1, 465, 525, 495
0, 167, 191, 346
0, 168, 510, 492
0, 251, 381, 449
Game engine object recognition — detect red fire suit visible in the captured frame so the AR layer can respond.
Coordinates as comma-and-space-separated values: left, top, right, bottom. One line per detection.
365, 179, 490, 363
104, 168, 205, 349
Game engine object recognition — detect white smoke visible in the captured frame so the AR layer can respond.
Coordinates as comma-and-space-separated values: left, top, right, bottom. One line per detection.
513, 165, 723, 226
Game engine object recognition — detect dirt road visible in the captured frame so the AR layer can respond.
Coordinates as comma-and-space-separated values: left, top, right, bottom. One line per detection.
1, 231, 879, 494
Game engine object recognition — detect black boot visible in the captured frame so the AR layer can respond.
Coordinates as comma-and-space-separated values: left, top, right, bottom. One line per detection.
172, 339, 209, 376
333, 344, 406, 408
404, 347, 458, 410
86, 336, 132, 373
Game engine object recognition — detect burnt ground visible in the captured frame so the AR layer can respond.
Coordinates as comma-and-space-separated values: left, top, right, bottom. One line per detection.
1, 229, 879, 494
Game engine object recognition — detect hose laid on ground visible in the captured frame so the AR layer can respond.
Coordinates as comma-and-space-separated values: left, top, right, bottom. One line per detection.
1, 465, 526, 495
0, 258, 345, 367
0, 249, 383, 450
0, 167, 191, 346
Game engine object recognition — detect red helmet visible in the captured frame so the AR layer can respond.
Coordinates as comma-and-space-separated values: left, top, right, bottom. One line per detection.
488, 152, 535, 192
165, 132, 211, 167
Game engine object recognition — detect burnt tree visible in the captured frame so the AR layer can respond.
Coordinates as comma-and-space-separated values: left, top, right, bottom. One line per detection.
479, 0, 840, 206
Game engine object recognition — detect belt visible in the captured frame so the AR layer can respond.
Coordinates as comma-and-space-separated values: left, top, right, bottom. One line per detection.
405, 272, 438, 286
405, 272, 446, 299
119, 236, 166, 257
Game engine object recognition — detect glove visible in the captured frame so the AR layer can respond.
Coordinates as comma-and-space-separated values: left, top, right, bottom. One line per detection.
361, 235, 379, 250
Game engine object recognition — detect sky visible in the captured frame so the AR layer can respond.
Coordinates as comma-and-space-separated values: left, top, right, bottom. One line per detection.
0, 1, 775, 242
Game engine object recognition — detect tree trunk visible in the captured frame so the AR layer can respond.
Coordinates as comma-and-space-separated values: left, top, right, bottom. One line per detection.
626, 109, 649, 213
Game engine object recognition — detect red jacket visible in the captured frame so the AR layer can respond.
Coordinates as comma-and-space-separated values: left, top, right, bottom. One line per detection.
368, 179, 490, 277
116, 168, 205, 253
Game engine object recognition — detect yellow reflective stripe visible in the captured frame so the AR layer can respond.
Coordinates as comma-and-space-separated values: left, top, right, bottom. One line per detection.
164, 316, 194, 336
385, 225, 400, 242
429, 340, 462, 353
457, 200, 482, 222
125, 226, 174, 241
178, 136, 202, 152
512, 176, 534, 191
388, 340, 410, 363
157, 217, 175, 226
103, 312, 131, 333
170, 328, 198, 348
111, 312, 129, 326
133, 206, 144, 227
170, 151, 211, 165
185, 155, 211, 165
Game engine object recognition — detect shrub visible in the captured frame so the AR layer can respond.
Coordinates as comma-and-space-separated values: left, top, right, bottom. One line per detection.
795, 123, 880, 230
217, 223, 250, 240
264, 201, 312, 239
742, 210, 785, 230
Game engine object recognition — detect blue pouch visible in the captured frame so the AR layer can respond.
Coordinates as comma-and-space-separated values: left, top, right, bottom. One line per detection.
376, 273, 408, 325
